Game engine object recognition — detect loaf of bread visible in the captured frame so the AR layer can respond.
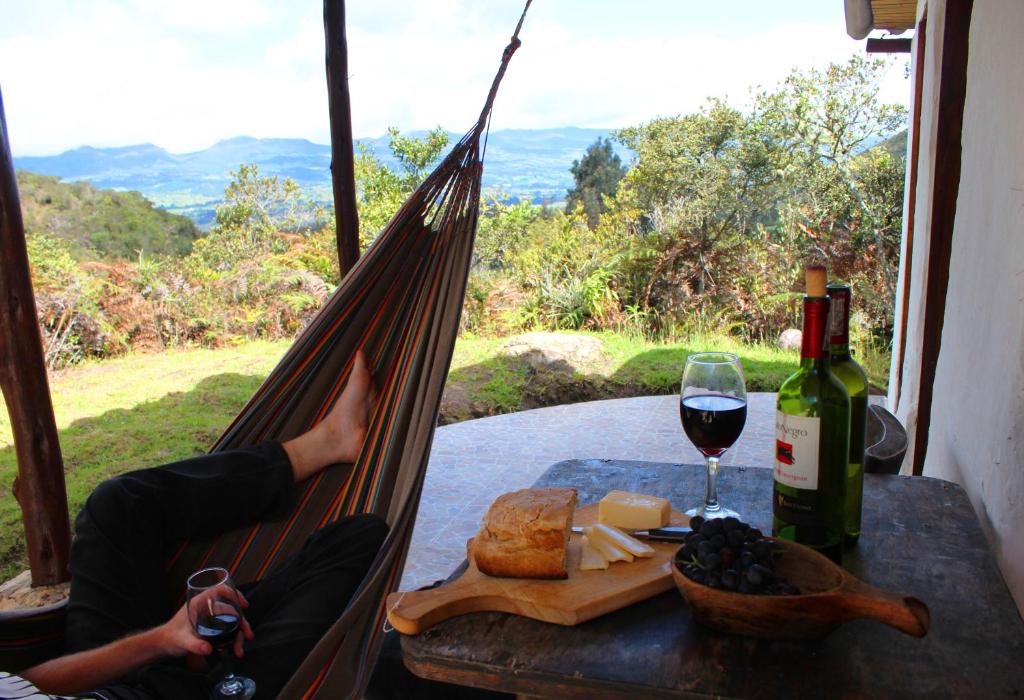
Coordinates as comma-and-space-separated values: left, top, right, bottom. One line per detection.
471, 487, 578, 579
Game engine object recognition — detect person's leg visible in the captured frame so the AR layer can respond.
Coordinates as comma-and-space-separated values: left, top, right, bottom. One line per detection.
66, 443, 295, 653
225, 514, 389, 697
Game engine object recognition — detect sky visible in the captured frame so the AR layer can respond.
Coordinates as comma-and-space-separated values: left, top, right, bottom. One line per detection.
0, 0, 911, 157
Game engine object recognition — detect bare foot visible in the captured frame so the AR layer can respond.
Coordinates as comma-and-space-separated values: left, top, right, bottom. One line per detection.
283, 351, 378, 482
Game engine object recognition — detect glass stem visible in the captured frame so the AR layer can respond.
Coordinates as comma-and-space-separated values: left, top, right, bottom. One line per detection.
704, 454, 720, 512
218, 649, 242, 694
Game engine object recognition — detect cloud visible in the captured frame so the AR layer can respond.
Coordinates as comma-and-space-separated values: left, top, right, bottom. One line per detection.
0, 0, 910, 156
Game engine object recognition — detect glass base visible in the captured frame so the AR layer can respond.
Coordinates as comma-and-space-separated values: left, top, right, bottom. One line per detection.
214, 676, 256, 700
685, 504, 740, 520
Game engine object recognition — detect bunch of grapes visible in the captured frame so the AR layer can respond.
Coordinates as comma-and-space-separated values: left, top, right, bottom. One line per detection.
675, 516, 800, 595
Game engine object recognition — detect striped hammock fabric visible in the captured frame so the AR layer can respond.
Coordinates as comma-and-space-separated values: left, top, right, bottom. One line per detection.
0, 4, 529, 698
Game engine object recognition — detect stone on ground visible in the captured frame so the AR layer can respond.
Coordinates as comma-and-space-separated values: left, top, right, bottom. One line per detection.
0, 570, 68, 611
778, 328, 802, 351
501, 332, 606, 370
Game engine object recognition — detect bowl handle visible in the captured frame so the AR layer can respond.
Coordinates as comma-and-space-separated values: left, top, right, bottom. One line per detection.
836, 579, 931, 637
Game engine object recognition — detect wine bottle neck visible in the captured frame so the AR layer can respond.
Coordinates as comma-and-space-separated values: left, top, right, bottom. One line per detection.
830, 341, 852, 360
826, 283, 852, 352
800, 296, 830, 361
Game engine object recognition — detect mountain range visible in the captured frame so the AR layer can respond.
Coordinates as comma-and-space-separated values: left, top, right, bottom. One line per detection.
15, 127, 628, 226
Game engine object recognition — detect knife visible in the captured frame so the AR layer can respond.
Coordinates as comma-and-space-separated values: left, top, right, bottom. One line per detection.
571, 525, 692, 542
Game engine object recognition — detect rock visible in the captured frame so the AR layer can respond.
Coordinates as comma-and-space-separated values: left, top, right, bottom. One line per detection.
439, 383, 473, 425
778, 328, 802, 351
0, 570, 69, 612
501, 332, 606, 370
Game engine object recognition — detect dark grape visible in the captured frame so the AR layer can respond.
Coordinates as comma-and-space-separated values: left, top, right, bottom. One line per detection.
745, 567, 765, 587
674, 516, 800, 596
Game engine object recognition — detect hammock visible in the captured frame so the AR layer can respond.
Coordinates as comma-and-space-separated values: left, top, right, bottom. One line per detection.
0, 4, 530, 697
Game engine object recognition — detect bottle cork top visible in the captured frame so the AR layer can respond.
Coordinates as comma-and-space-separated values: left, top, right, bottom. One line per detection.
806, 265, 827, 297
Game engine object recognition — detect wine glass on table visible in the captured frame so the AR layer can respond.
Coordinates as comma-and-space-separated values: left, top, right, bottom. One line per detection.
679, 352, 747, 520
186, 567, 256, 700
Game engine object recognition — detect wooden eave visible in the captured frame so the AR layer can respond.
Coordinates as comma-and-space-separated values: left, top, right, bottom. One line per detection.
871, 0, 917, 32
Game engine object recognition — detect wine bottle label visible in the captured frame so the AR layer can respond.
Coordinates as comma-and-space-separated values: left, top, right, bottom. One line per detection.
774, 412, 821, 489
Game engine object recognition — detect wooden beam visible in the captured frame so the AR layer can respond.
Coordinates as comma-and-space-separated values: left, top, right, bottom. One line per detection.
324, 0, 361, 277
0, 89, 71, 586
867, 38, 912, 53
913, 0, 973, 476
894, 15, 927, 408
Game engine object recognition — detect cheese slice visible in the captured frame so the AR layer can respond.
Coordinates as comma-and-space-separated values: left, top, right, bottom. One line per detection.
579, 535, 610, 570
582, 527, 634, 562
598, 490, 671, 530
590, 523, 656, 558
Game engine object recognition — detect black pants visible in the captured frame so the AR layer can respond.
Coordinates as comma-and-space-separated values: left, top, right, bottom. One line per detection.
65, 442, 387, 700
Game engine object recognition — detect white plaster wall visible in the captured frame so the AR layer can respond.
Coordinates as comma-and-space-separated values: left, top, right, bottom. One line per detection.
924, 0, 1024, 611
891, 0, 946, 473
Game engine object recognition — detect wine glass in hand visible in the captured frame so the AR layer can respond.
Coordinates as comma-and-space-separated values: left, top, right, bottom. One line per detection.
679, 352, 747, 519
187, 567, 256, 700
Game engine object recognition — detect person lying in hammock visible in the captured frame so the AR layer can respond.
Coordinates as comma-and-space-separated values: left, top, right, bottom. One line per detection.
12, 352, 385, 700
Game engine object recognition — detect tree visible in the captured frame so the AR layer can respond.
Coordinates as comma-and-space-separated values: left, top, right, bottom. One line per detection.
615, 99, 786, 302
352, 126, 449, 248
565, 137, 627, 229
190, 164, 310, 272
760, 56, 908, 332
757, 55, 907, 167
387, 126, 450, 189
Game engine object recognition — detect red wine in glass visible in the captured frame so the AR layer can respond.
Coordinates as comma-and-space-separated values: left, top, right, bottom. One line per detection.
680, 353, 747, 519
680, 394, 747, 457
195, 611, 241, 650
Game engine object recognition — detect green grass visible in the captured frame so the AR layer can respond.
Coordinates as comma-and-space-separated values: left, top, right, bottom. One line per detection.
0, 341, 290, 581
443, 331, 802, 423
0, 331, 886, 582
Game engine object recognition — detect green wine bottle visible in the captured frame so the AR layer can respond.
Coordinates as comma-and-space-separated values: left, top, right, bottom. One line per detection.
826, 282, 869, 547
773, 266, 850, 562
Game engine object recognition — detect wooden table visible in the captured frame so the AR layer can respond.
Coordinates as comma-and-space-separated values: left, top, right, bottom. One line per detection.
400, 459, 1024, 699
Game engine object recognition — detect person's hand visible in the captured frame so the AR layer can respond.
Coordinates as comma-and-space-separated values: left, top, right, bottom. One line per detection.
158, 588, 254, 659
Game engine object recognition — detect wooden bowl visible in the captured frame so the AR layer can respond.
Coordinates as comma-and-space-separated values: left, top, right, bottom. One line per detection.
672, 538, 930, 640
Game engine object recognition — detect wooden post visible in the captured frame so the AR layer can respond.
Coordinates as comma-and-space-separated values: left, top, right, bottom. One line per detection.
0, 89, 71, 586
912, 0, 973, 476
324, 0, 361, 276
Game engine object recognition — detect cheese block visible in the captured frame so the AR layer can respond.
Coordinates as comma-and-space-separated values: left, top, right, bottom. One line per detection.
582, 526, 633, 562
589, 523, 655, 558
579, 535, 609, 570
598, 490, 671, 530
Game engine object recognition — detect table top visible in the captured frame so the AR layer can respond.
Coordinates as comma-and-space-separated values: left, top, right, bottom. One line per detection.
400, 459, 1024, 699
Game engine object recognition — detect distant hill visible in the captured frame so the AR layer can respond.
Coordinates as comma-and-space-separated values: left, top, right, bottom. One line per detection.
16, 171, 200, 259
16, 128, 630, 226
879, 129, 908, 159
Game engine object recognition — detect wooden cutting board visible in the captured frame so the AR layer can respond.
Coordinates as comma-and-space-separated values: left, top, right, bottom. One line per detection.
386, 504, 688, 634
